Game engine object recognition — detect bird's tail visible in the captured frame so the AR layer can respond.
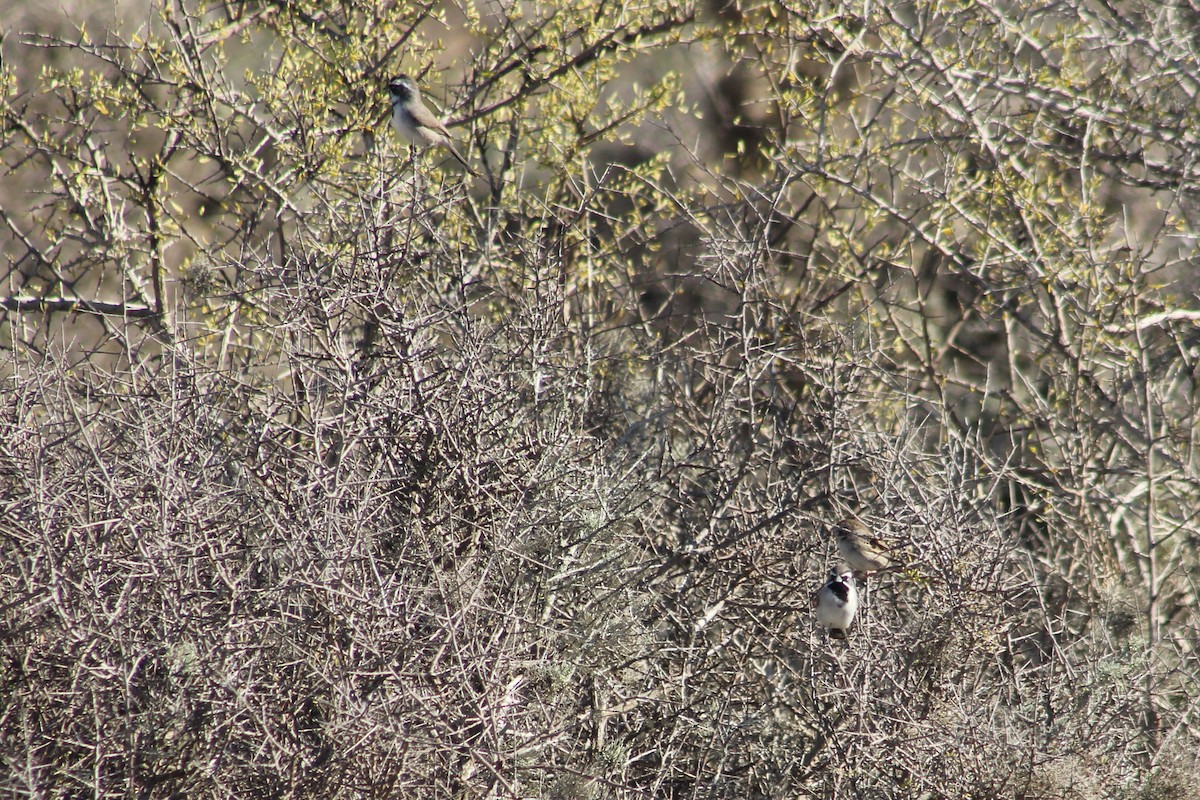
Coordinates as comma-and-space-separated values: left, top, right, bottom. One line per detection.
447, 143, 478, 177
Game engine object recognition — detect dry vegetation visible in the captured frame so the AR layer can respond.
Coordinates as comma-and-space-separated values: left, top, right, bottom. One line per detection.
2, 0, 1200, 797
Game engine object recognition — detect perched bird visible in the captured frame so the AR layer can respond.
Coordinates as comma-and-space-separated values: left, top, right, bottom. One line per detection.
834, 517, 893, 575
387, 74, 478, 176
814, 568, 858, 639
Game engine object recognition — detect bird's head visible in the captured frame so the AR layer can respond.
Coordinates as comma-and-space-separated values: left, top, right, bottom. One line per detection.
388, 75, 416, 104
833, 517, 865, 543
828, 567, 853, 586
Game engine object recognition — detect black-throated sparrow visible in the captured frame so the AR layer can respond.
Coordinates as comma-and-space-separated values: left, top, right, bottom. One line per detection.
387, 74, 477, 176
814, 568, 858, 639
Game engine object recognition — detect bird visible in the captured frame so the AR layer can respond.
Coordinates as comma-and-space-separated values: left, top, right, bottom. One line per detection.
814, 567, 858, 639
833, 517, 893, 575
387, 74, 478, 176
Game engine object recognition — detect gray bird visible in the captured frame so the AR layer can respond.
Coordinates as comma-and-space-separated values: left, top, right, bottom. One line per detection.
814, 568, 858, 639
834, 517, 893, 574
388, 74, 477, 176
